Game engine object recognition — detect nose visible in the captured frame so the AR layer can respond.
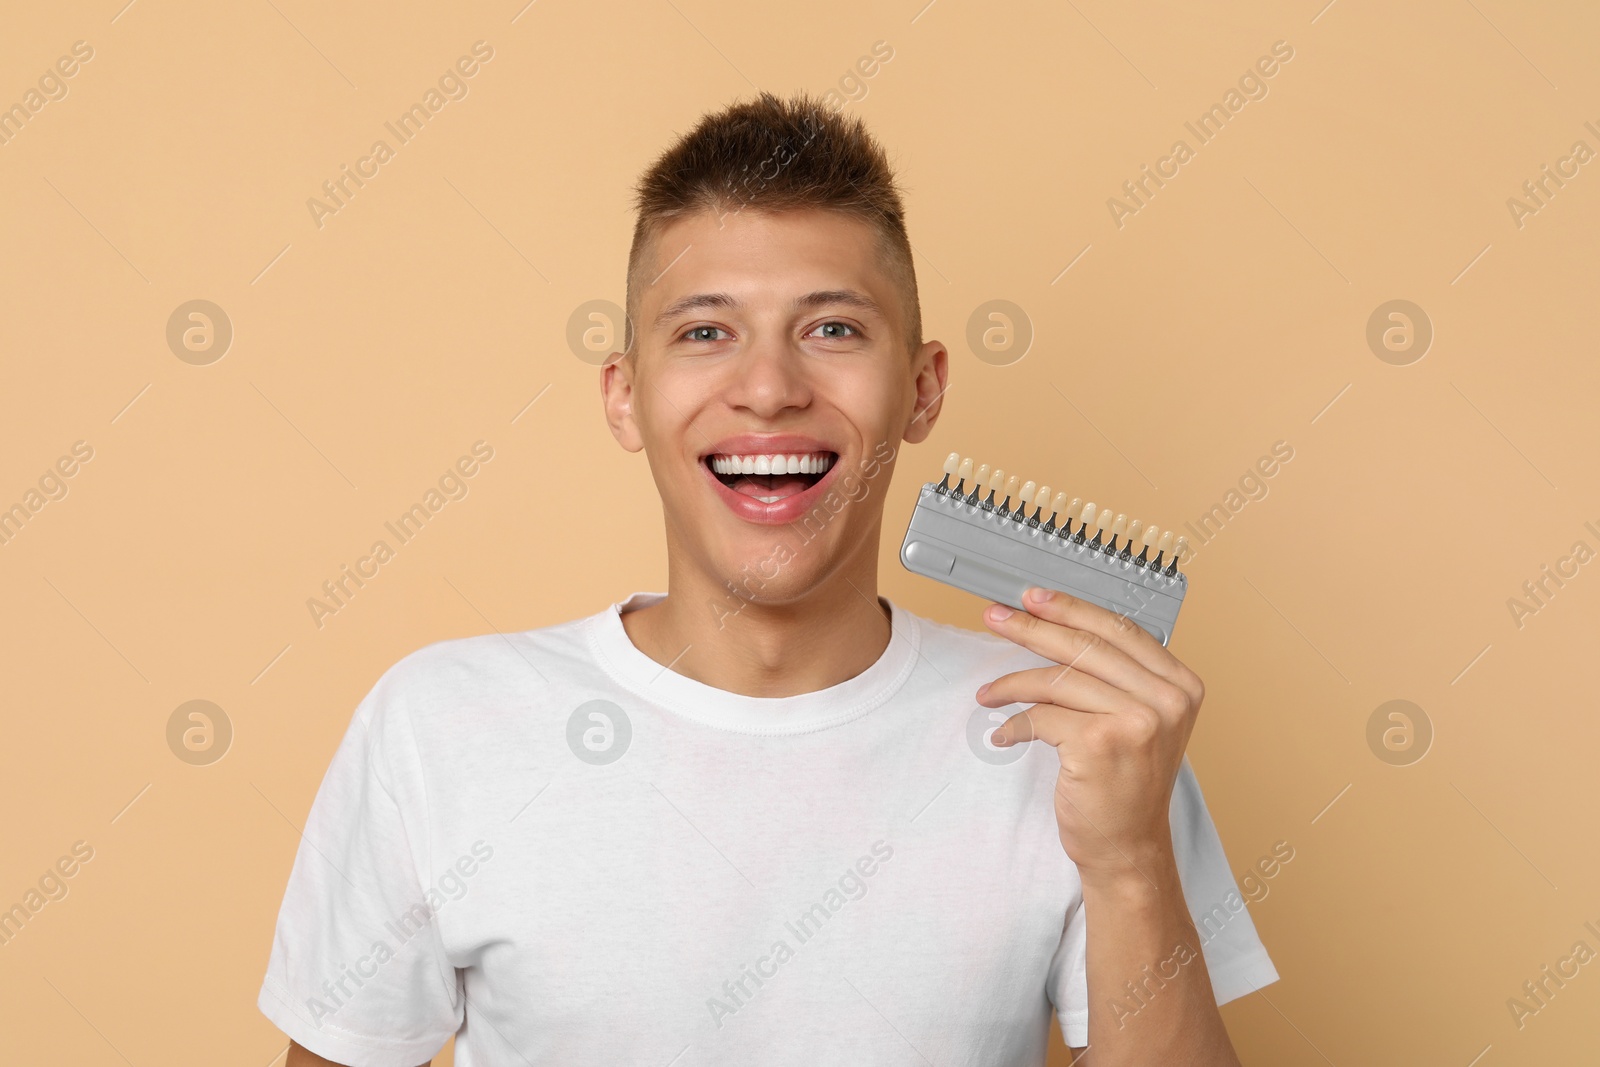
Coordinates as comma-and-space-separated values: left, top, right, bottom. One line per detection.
722, 332, 813, 418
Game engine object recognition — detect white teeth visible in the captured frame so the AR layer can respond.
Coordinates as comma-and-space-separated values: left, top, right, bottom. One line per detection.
709, 452, 835, 476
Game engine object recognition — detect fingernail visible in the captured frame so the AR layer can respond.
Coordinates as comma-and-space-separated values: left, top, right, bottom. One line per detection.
990, 730, 1008, 747
1026, 587, 1052, 604
986, 604, 1013, 623
976, 682, 991, 700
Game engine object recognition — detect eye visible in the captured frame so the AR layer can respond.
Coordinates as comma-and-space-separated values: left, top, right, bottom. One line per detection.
809, 321, 858, 340
682, 325, 729, 342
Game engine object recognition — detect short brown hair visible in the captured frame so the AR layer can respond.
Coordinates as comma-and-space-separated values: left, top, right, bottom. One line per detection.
624, 92, 921, 356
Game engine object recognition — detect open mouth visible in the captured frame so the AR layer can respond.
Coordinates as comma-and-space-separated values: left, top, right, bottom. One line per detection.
703, 451, 838, 504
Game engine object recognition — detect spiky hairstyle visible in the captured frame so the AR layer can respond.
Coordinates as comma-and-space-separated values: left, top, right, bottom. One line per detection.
624, 92, 920, 356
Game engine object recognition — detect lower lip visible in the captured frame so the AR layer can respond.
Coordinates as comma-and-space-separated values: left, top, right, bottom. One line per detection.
700, 457, 844, 525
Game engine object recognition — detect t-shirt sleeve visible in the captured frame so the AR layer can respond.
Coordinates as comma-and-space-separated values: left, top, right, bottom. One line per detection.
257, 660, 463, 1066
1048, 754, 1280, 1047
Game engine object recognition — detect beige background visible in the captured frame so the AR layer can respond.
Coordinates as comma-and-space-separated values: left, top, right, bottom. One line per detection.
2, 0, 1596, 1063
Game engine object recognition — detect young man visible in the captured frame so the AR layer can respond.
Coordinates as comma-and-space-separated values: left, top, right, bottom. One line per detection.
260, 93, 1278, 1066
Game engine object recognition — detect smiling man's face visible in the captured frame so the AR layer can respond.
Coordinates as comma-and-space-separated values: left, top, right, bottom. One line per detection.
601, 206, 947, 607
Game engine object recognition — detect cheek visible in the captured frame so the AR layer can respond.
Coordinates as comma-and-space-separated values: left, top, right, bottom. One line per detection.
633, 364, 718, 440
819, 371, 908, 449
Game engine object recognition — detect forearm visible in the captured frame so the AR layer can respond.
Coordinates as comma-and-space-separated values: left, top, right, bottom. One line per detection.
1077, 852, 1240, 1066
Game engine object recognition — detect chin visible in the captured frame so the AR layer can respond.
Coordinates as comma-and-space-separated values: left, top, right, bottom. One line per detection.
709, 543, 836, 606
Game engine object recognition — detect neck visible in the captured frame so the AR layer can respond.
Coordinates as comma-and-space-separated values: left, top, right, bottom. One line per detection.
619, 545, 892, 699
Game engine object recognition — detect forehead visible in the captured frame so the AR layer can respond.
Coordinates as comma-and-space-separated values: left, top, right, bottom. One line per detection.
638, 208, 895, 315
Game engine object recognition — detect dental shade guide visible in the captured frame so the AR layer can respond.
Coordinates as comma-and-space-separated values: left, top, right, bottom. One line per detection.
904, 452, 1189, 646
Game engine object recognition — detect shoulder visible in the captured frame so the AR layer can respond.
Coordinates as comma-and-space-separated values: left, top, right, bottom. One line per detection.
897, 601, 1054, 679
354, 610, 598, 731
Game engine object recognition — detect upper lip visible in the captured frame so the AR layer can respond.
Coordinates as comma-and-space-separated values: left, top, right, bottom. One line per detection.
699, 433, 840, 459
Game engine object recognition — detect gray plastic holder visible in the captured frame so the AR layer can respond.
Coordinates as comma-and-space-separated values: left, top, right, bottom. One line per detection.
898, 484, 1188, 646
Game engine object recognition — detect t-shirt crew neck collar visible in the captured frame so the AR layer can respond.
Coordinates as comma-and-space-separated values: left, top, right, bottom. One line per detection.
587, 590, 922, 735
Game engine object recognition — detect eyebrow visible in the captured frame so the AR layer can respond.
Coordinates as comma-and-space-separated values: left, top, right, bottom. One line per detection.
653, 289, 884, 329
654, 292, 737, 328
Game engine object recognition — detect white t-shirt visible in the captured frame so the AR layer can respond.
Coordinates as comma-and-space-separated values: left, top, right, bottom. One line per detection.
258, 591, 1278, 1066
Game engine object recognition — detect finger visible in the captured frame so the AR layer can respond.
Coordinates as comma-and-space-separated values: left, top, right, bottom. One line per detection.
1017, 587, 1202, 699
977, 663, 1136, 719
986, 701, 1091, 750
989, 699, 1159, 753
1020, 586, 1188, 681
983, 602, 1194, 716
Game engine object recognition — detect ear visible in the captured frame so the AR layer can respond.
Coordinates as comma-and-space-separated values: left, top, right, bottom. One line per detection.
902, 339, 949, 444
600, 352, 645, 453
